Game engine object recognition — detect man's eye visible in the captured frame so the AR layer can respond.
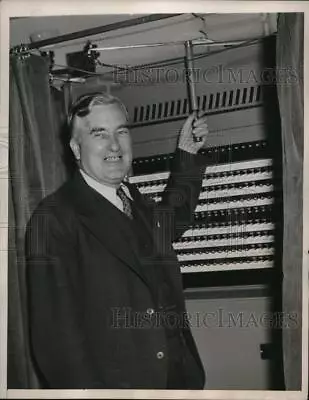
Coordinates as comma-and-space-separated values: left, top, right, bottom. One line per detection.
93, 130, 107, 137
118, 129, 129, 135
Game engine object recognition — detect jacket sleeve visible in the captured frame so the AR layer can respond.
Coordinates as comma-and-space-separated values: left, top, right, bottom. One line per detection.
156, 148, 206, 242
25, 207, 104, 389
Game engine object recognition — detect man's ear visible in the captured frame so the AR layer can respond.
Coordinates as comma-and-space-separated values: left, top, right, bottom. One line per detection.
70, 138, 81, 161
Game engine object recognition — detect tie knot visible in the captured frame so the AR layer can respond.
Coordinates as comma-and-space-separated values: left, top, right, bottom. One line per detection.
116, 185, 126, 198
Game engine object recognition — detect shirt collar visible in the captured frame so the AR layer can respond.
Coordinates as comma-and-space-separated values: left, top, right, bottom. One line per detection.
79, 169, 132, 201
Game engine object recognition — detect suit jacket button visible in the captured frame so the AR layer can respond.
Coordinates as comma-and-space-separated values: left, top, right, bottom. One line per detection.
146, 308, 155, 315
156, 351, 164, 359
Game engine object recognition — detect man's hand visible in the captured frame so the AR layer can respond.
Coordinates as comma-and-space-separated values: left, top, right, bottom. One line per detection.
177, 111, 209, 154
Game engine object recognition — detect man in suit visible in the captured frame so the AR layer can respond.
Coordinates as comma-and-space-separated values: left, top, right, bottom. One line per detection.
26, 92, 209, 389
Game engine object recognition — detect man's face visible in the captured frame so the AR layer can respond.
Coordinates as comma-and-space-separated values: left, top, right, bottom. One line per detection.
70, 103, 133, 188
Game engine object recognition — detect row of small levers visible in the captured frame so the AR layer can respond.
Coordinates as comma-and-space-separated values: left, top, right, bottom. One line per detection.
129, 159, 273, 185
175, 224, 274, 272
130, 159, 275, 213
130, 159, 277, 272
179, 257, 273, 273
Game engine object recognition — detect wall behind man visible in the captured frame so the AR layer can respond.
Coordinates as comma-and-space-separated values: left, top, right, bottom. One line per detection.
185, 287, 272, 390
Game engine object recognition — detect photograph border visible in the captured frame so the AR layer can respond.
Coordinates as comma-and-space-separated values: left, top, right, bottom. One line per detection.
0, 1, 308, 399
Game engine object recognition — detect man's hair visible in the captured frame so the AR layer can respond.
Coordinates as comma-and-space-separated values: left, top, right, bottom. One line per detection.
67, 92, 129, 139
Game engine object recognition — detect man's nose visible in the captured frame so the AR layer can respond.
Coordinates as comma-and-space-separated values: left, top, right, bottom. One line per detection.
109, 134, 120, 151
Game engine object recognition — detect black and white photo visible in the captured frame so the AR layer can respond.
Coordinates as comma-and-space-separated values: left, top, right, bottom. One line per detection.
1, 2, 307, 398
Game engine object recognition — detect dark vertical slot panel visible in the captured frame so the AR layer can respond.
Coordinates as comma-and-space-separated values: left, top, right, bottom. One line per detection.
242, 87, 248, 104
176, 99, 182, 115
249, 86, 255, 103
202, 95, 207, 110
215, 92, 221, 108
256, 86, 261, 102
170, 100, 175, 116
228, 90, 234, 106
221, 91, 227, 108
157, 103, 163, 119
182, 98, 188, 114
145, 105, 150, 121
131, 84, 263, 126
208, 93, 214, 110
260, 34, 284, 391
163, 101, 169, 118
151, 103, 157, 119
139, 106, 144, 122
235, 89, 241, 105
133, 107, 138, 123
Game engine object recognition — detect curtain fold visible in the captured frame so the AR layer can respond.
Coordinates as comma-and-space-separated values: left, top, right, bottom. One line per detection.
276, 13, 304, 390
8, 54, 68, 388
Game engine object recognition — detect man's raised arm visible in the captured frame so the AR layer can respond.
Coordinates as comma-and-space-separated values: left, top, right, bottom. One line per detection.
158, 112, 209, 241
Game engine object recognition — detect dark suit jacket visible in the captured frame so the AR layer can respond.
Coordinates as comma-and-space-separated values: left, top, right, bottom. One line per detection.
26, 149, 206, 389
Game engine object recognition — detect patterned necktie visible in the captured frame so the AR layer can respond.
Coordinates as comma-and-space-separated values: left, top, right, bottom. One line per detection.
117, 185, 133, 220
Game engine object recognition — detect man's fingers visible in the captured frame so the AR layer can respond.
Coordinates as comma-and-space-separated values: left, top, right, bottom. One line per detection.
192, 125, 209, 135
181, 112, 208, 139
193, 122, 209, 130
193, 116, 208, 128
192, 132, 207, 141
192, 128, 208, 137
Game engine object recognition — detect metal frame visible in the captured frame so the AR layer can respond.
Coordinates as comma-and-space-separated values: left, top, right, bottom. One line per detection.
91, 38, 266, 52
25, 14, 181, 50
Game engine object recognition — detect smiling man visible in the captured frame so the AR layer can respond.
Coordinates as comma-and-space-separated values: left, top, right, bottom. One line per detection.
26, 92, 209, 390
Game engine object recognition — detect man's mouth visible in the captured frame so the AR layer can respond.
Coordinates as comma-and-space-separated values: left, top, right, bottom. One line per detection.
104, 155, 122, 162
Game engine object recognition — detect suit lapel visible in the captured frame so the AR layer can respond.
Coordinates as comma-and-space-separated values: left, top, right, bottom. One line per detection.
126, 182, 165, 257
125, 183, 154, 236
126, 182, 181, 293
66, 172, 152, 289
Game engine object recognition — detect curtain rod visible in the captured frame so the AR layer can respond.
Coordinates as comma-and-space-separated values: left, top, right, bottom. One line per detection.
26, 14, 181, 50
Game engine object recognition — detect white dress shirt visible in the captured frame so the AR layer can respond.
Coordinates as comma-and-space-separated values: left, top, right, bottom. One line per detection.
80, 169, 132, 213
